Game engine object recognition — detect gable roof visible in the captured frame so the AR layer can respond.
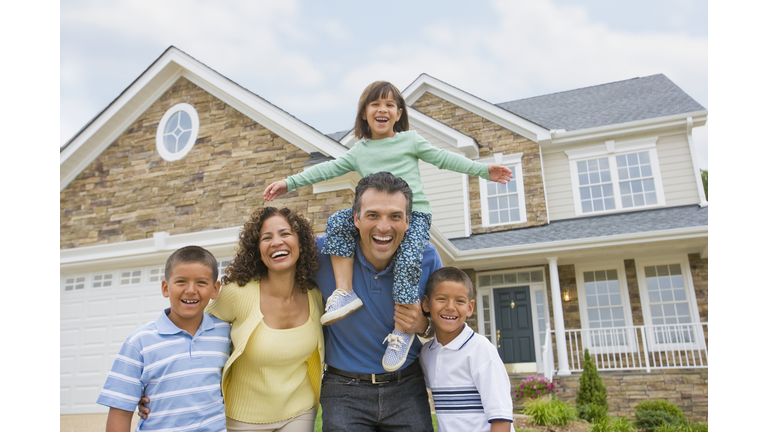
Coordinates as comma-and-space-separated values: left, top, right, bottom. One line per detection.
60, 46, 348, 191
496, 74, 706, 132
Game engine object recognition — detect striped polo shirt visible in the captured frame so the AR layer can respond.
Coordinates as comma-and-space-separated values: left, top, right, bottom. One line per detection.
97, 309, 230, 432
419, 324, 514, 432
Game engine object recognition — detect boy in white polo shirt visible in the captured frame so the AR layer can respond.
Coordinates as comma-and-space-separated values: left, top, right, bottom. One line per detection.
419, 267, 514, 432
97, 246, 230, 432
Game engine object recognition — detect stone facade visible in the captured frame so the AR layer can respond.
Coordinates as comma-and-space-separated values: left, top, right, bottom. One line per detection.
411, 92, 547, 235
517, 371, 708, 423
60, 77, 353, 249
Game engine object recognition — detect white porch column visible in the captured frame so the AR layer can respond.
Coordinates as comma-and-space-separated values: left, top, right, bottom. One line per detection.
547, 257, 571, 376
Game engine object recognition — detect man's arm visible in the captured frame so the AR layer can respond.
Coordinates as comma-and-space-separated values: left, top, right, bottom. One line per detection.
106, 407, 134, 432
394, 302, 429, 335
490, 419, 512, 432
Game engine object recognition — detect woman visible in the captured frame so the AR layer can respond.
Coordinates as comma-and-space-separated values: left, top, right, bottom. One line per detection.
209, 206, 324, 431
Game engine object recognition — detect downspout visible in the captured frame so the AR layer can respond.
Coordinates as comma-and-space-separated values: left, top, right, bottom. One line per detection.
686, 117, 708, 207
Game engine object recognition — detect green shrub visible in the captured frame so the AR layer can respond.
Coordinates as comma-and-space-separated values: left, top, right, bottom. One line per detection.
513, 374, 557, 401
579, 401, 608, 423
691, 423, 708, 432
589, 416, 637, 432
634, 399, 687, 432
576, 349, 608, 420
523, 396, 579, 427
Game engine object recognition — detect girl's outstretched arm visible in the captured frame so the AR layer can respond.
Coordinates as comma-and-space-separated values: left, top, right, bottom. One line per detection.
488, 164, 513, 184
263, 180, 288, 201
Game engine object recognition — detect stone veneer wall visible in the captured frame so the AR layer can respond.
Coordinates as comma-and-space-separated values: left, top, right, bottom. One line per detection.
411, 92, 547, 235
61, 77, 353, 249
518, 371, 708, 423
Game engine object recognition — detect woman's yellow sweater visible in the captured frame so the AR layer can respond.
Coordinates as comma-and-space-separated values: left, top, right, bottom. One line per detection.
205, 280, 325, 422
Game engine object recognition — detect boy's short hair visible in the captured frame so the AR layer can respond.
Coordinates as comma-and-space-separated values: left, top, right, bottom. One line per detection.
354, 81, 409, 140
425, 266, 474, 299
164, 245, 218, 282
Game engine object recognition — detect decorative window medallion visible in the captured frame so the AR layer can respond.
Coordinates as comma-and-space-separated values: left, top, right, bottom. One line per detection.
156, 103, 200, 161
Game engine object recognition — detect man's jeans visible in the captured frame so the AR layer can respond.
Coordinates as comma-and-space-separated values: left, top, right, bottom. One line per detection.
320, 366, 433, 431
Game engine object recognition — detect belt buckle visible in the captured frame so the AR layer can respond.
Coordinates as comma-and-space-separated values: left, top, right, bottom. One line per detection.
372, 373, 377, 384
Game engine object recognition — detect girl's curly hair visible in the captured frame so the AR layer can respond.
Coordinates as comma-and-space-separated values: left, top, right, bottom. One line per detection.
222, 207, 319, 292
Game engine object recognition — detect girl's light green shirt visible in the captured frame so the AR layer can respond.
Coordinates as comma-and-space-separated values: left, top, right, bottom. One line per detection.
284, 131, 490, 214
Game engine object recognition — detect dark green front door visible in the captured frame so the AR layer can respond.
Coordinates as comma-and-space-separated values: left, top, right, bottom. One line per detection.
494, 286, 536, 363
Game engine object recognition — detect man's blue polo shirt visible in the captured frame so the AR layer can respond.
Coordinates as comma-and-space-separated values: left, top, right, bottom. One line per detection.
97, 309, 230, 432
315, 235, 442, 374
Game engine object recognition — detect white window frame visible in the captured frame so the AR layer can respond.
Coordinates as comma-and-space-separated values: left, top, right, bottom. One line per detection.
575, 261, 637, 354
156, 103, 200, 161
566, 137, 666, 216
635, 254, 705, 351
479, 152, 527, 227
91, 271, 116, 289
475, 267, 549, 371
118, 268, 144, 287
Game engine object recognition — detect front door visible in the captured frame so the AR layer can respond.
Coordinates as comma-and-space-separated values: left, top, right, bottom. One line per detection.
494, 286, 536, 363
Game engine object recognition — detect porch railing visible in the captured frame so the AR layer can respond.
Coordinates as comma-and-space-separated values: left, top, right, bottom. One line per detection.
550, 322, 708, 373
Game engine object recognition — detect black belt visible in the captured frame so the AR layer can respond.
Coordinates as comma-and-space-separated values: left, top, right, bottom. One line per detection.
325, 360, 421, 384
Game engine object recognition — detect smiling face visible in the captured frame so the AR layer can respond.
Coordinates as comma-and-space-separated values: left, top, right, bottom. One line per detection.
258, 215, 301, 274
363, 92, 403, 140
162, 262, 220, 335
353, 188, 410, 272
423, 280, 475, 346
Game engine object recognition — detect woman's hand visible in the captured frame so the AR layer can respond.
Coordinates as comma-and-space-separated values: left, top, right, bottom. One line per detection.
263, 180, 288, 201
488, 164, 513, 184
137, 395, 150, 419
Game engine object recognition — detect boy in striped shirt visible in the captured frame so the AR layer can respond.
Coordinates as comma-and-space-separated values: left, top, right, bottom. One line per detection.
97, 246, 230, 432
419, 267, 514, 432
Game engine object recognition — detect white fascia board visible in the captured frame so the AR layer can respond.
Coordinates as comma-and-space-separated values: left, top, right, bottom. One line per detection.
60, 226, 241, 271
548, 111, 708, 148
401, 74, 552, 144
409, 110, 479, 158
60, 47, 348, 191
431, 224, 708, 264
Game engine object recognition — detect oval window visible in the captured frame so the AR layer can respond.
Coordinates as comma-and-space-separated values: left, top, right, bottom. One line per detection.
156, 103, 199, 161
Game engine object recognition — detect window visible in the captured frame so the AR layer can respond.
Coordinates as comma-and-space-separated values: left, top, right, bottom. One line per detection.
155, 103, 200, 161
576, 263, 634, 352
148, 267, 164, 283
636, 256, 703, 348
63, 276, 86, 291
479, 153, 527, 226
567, 138, 665, 216
217, 260, 231, 282
120, 270, 143, 286
91, 273, 114, 288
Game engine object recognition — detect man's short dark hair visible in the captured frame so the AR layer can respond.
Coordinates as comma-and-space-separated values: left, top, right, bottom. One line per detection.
425, 267, 474, 299
352, 172, 414, 220
164, 245, 218, 282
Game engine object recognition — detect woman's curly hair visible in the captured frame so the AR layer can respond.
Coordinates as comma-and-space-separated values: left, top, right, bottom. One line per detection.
222, 207, 319, 292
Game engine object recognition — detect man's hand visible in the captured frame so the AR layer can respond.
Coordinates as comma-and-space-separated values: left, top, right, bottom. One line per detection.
394, 302, 428, 335
137, 396, 150, 419
488, 164, 513, 184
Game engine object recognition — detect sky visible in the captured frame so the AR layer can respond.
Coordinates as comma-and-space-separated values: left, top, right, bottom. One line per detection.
60, 0, 709, 168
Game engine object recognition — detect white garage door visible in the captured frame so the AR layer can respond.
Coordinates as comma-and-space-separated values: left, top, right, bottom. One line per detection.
60, 260, 229, 415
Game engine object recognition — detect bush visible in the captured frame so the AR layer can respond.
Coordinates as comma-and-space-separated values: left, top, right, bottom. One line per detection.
523, 396, 579, 427
513, 375, 557, 401
576, 349, 608, 420
579, 402, 608, 423
589, 416, 637, 432
634, 400, 687, 432
691, 423, 707, 432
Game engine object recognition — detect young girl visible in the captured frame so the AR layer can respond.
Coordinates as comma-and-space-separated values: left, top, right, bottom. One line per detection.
263, 81, 512, 371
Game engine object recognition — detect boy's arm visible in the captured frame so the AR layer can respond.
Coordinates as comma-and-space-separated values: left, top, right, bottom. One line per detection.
106, 407, 134, 432
490, 419, 512, 432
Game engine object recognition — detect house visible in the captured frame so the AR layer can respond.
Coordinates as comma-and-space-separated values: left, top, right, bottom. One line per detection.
60, 46, 708, 421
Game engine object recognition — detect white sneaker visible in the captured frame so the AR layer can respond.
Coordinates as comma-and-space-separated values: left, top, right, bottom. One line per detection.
382, 330, 415, 372
321, 289, 363, 326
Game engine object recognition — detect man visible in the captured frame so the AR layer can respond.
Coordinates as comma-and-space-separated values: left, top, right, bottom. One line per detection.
316, 171, 440, 431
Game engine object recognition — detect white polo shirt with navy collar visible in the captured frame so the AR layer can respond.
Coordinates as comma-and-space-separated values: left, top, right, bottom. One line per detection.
97, 308, 230, 432
419, 323, 514, 432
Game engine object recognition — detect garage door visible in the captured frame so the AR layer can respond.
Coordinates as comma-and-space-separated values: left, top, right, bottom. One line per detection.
60, 259, 229, 414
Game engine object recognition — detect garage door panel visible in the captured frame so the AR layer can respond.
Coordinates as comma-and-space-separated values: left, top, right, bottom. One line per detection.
82, 326, 107, 347
61, 329, 79, 349
146, 294, 169, 313
112, 323, 137, 344
78, 354, 105, 375
61, 302, 83, 321
115, 296, 141, 316
61, 356, 75, 377
87, 299, 112, 319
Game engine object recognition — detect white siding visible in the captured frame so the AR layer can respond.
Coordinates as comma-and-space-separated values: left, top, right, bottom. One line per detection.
543, 132, 701, 221
414, 127, 469, 239
656, 134, 700, 207
542, 150, 575, 220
